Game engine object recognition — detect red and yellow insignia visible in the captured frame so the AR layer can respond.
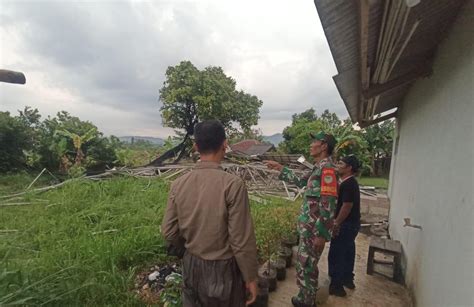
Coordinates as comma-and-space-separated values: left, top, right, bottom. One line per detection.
321, 168, 337, 196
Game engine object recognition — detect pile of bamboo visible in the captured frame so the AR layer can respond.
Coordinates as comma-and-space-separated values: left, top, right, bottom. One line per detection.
95, 161, 306, 201
2, 159, 383, 206
222, 162, 304, 200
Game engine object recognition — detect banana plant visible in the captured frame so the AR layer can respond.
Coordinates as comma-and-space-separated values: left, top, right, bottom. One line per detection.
333, 120, 372, 174
55, 127, 97, 166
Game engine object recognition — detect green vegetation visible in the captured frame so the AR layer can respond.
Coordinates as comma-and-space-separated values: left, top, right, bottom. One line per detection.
359, 176, 389, 189
115, 139, 163, 167
0, 174, 298, 305
154, 60, 264, 164
0, 172, 54, 195
0, 108, 120, 174
279, 108, 394, 176
252, 198, 299, 263
160, 61, 263, 136
1, 175, 169, 305
0, 107, 169, 174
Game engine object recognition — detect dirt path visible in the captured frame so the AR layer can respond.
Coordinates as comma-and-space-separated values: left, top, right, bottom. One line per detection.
269, 233, 412, 307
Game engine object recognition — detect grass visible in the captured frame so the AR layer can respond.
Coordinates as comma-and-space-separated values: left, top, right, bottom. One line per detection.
0, 171, 57, 194
359, 176, 389, 189
0, 173, 298, 305
1, 175, 170, 305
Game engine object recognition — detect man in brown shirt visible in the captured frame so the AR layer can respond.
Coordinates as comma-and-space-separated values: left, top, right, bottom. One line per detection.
161, 120, 258, 307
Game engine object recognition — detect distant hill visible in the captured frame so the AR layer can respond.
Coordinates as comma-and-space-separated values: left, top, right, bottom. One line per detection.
263, 133, 283, 146
118, 136, 164, 145
119, 134, 282, 146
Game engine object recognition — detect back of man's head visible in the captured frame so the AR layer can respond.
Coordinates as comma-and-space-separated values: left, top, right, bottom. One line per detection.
341, 154, 361, 174
194, 120, 226, 154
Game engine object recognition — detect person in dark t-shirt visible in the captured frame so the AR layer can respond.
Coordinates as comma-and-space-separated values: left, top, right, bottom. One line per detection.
328, 155, 361, 297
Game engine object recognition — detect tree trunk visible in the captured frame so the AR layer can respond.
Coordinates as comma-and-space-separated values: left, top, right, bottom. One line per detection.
75, 149, 85, 166
147, 135, 190, 166
173, 135, 191, 163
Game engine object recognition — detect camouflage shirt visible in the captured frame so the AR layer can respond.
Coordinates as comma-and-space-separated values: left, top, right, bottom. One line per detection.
279, 158, 338, 241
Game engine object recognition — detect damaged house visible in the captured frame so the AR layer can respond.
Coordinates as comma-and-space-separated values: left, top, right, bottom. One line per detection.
230, 139, 275, 158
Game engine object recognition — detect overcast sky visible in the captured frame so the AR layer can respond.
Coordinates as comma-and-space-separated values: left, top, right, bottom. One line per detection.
0, 0, 346, 138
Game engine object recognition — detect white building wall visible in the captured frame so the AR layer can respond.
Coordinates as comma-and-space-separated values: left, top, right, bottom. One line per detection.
388, 2, 474, 306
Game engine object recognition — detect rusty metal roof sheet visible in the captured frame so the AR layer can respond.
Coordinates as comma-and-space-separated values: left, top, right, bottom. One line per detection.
244, 144, 275, 156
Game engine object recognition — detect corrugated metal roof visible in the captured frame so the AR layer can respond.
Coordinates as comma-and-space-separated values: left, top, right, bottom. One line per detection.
314, 0, 467, 126
244, 144, 275, 156
314, 0, 359, 73
230, 139, 261, 153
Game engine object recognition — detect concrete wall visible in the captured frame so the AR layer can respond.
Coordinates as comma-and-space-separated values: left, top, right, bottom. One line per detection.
388, 2, 474, 306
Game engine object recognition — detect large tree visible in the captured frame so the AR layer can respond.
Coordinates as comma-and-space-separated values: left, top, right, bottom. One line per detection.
280, 108, 396, 176
152, 61, 263, 165
279, 108, 371, 173
280, 110, 324, 156
280, 108, 347, 157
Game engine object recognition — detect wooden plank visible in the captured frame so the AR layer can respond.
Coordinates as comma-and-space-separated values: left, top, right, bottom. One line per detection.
359, 110, 398, 128
358, 0, 370, 121
370, 236, 385, 249
370, 237, 402, 254
367, 246, 375, 275
362, 65, 432, 100
385, 239, 402, 253
163, 168, 187, 180
282, 181, 290, 199
359, 0, 370, 88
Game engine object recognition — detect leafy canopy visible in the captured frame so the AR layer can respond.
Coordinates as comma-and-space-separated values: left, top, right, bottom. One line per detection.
0, 107, 120, 173
279, 108, 394, 175
159, 61, 263, 136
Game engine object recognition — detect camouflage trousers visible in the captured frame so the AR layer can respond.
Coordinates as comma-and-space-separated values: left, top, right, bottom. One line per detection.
295, 224, 322, 305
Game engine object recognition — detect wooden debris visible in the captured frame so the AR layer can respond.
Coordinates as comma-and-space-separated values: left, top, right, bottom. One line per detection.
1, 161, 305, 203
26, 168, 47, 190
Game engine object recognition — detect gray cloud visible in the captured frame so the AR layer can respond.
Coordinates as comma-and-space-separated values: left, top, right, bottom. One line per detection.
0, 0, 346, 137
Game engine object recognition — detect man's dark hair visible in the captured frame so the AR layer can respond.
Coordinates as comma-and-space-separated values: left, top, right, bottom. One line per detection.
194, 120, 226, 154
341, 155, 360, 173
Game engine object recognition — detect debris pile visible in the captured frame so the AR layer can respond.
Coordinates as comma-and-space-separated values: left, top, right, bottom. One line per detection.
134, 263, 181, 304
87, 160, 309, 201
4, 152, 384, 205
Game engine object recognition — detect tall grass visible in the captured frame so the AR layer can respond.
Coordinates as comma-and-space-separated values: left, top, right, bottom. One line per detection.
0, 171, 56, 194
1, 176, 169, 305
0, 174, 299, 305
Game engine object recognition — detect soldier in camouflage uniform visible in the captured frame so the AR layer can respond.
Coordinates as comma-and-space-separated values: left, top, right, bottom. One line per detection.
265, 131, 338, 307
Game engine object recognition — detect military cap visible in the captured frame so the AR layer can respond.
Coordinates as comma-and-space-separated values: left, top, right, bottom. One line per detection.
309, 131, 337, 148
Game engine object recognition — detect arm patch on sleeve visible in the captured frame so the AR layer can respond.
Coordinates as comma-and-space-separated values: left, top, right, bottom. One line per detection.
320, 168, 337, 196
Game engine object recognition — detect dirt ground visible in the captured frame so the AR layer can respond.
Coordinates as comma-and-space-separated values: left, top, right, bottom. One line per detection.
269, 193, 412, 307
268, 233, 411, 307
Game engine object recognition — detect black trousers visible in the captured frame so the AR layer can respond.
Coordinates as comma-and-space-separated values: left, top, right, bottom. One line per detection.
182, 251, 246, 307
328, 223, 360, 286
